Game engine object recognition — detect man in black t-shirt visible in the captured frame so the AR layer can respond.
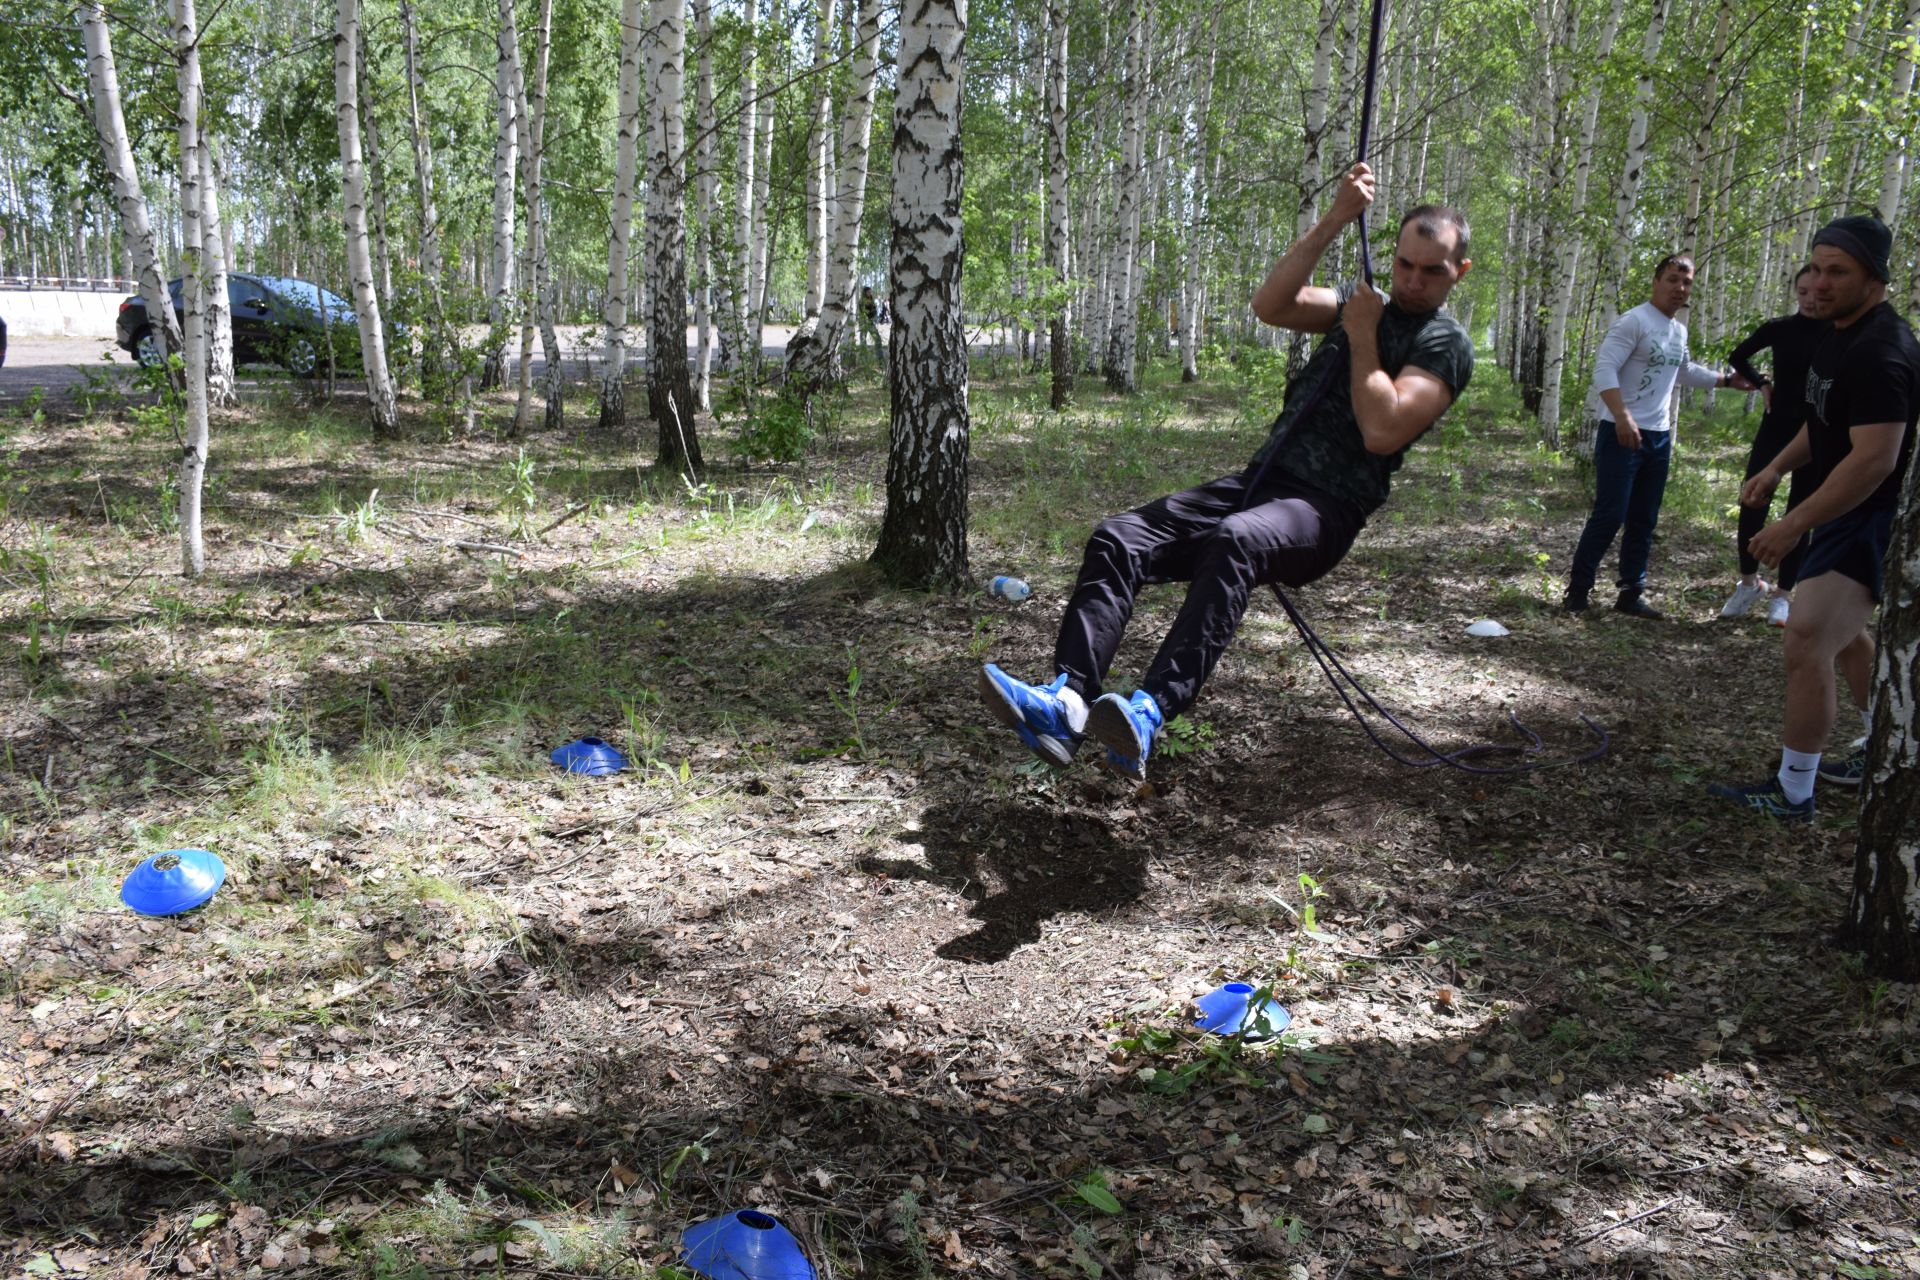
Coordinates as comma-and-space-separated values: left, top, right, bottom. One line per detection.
977, 163, 1475, 783
1710, 215, 1918, 820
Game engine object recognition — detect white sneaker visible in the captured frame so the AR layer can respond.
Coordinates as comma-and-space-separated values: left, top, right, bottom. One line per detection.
1766, 596, 1790, 627
1719, 579, 1768, 618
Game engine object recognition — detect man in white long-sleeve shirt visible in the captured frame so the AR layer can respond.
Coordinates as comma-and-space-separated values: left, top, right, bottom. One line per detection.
1564, 254, 1750, 619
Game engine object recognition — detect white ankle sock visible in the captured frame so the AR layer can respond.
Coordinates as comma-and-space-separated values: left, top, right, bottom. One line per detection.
1778, 747, 1820, 804
1057, 685, 1088, 735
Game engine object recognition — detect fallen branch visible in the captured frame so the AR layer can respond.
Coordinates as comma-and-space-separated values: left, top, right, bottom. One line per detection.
536, 502, 591, 537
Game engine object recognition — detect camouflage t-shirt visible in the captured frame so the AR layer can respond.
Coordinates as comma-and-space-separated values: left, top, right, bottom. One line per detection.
1250, 283, 1474, 516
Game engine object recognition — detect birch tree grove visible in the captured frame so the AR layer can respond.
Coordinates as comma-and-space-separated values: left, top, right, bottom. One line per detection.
332, 0, 397, 437
786, 0, 884, 397
646, 0, 701, 478
692, 0, 719, 411
873, 0, 970, 591
600, 0, 645, 429
482, 0, 519, 391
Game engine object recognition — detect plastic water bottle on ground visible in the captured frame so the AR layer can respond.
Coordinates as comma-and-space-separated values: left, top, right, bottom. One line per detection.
988, 575, 1031, 602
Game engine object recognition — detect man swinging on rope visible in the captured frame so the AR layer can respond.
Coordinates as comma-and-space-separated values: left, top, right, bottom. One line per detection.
978, 163, 1474, 782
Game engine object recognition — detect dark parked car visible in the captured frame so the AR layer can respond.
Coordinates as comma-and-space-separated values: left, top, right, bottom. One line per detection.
116, 273, 363, 376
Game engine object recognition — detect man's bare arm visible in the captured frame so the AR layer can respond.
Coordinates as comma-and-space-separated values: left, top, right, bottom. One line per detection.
1250, 164, 1373, 334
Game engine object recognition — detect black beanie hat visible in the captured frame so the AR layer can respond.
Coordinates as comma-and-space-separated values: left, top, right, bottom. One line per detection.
1811, 214, 1893, 282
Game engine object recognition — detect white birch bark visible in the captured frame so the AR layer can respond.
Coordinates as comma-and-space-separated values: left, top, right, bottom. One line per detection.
873, 0, 970, 591
724, 0, 758, 379
200, 130, 233, 405
531, 0, 562, 431
1044, 0, 1070, 409
400, 0, 454, 387
482, 0, 518, 390
1103, 1, 1146, 391
749, 19, 776, 354
786, 0, 883, 394
334, 0, 399, 435
1180, 13, 1218, 384
354, 31, 395, 317
1876, 0, 1920, 229
81, 2, 183, 375
647, 0, 700, 476
173, 0, 210, 576
692, 0, 718, 410
800, 0, 836, 328
1680, 0, 1732, 258
1292, 0, 1341, 372
1537, 0, 1624, 447
601, 0, 645, 427
1593, 0, 1672, 342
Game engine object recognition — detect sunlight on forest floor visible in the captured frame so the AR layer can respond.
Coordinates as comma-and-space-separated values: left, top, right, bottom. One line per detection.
1, 357, 1914, 1278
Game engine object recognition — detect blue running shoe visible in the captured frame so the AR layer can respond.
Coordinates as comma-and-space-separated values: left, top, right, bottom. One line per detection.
1817, 748, 1867, 788
978, 665, 1085, 768
1088, 689, 1164, 782
1706, 778, 1814, 823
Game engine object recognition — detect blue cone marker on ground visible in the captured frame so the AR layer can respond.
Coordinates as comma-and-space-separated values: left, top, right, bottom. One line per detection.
121, 849, 226, 916
1194, 981, 1291, 1041
550, 737, 629, 775
681, 1210, 814, 1280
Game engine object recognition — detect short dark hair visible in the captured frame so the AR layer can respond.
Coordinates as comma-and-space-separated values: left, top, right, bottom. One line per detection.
1653, 252, 1695, 280
1793, 262, 1816, 283
1398, 204, 1470, 264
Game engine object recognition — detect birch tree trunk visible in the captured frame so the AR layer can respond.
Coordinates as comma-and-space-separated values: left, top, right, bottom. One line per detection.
1537, 0, 1624, 448
749, 22, 776, 360
1102, 1, 1146, 392
531, 0, 562, 432
724, 0, 758, 381
400, 0, 454, 389
1594, 0, 1671, 342
1840, 461, 1920, 979
647, 0, 701, 477
691, 0, 718, 410
1044, 0, 1070, 409
355, 31, 395, 317
81, 2, 183, 380
600, 0, 645, 428
1179, 13, 1217, 385
786, 0, 883, 396
1875, 0, 1920, 230
800, 0, 836, 331
482, 0, 519, 391
1680, 0, 1732, 258
334, 0, 399, 436
873, 0, 969, 591
200, 130, 233, 406
1292, 0, 1341, 373
173, 0, 210, 576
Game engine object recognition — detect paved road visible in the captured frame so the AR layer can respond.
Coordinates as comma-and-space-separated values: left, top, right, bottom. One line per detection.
0, 326, 838, 407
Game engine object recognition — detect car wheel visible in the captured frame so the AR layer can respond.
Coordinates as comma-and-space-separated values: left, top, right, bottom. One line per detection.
133, 328, 164, 370
282, 335, 319, 377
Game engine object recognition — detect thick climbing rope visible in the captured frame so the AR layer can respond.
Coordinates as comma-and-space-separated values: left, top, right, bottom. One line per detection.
1243, 0, 1610, 776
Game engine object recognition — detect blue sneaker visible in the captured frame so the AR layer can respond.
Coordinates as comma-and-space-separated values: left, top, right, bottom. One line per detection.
1088, 689, 1164, 782
1706, 778, 1814, 823
978, 665, 1085, 768
1817, 748, 1867, 788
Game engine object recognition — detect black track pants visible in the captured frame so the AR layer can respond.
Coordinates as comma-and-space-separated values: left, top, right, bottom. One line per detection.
1737, 417, 1810, 586
1052, 469, 1363, 720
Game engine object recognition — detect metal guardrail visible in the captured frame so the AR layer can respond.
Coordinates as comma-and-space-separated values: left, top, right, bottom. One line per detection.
0, 276, 139, 293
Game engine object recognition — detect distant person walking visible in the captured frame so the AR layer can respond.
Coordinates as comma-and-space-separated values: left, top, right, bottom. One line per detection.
1719, 266, 1828, 626
1564, 254, 1750, 619
1710, 216, 1918, 820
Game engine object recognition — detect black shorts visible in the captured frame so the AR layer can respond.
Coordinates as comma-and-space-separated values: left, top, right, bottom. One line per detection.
1798, 505, 1896, 602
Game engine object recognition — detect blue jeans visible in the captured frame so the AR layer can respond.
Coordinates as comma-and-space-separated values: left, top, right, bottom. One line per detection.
1570, 424, 1672, 594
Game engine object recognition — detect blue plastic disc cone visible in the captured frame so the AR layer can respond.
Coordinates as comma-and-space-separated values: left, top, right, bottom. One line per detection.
550, 736, 629, 776
1194, 981, 1291, 1041
682, 1210, 814, 1280
121, 848, 226, 917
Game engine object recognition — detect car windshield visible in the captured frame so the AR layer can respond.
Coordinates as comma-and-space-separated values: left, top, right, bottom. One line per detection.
263, 278, 354, 321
